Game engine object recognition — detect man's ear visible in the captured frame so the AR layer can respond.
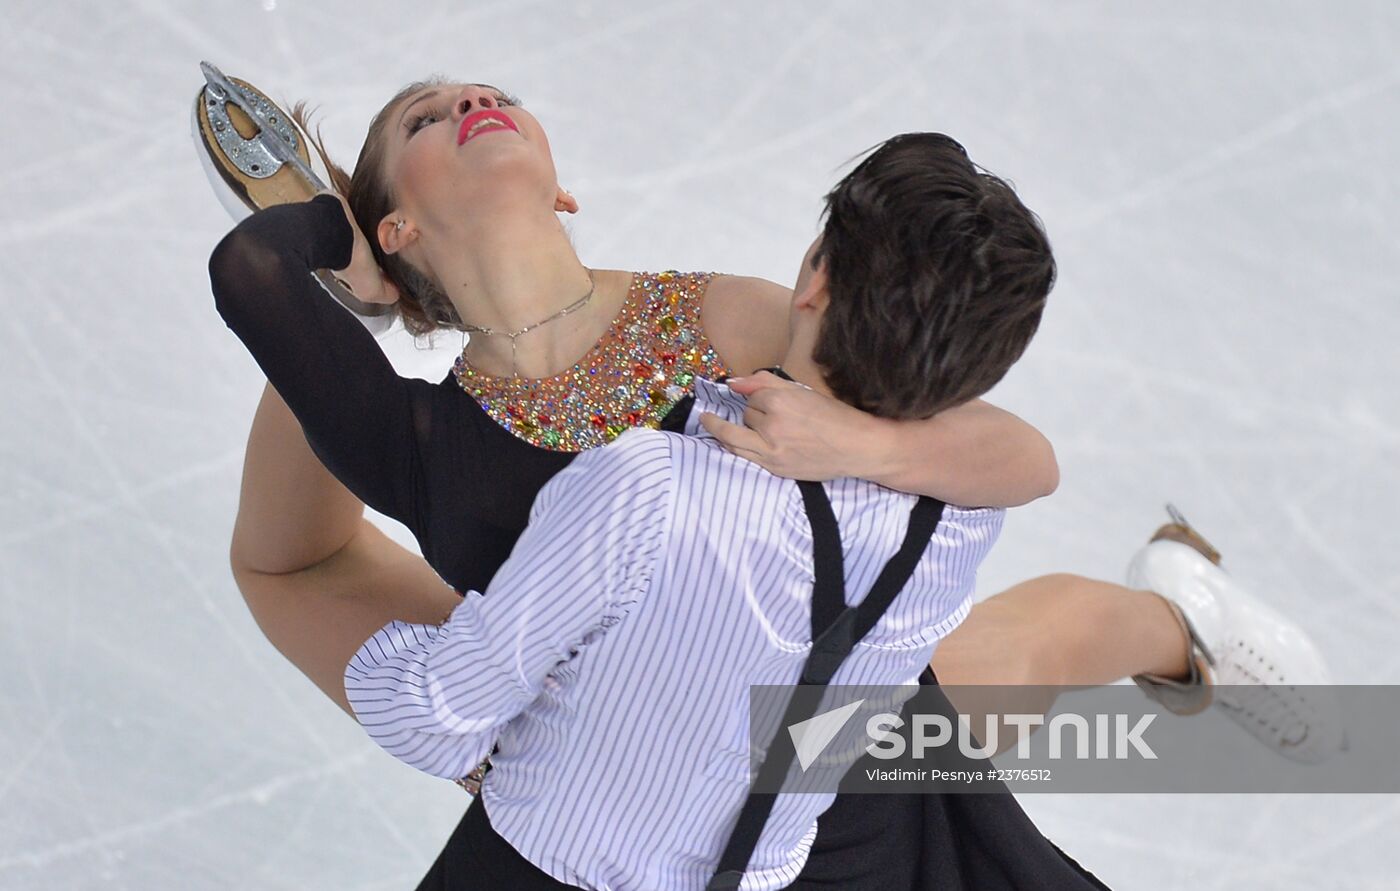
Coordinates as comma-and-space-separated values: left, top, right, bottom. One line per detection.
377, 213, 415, 255
793, 257, 829, 311
555, 186, 579, 214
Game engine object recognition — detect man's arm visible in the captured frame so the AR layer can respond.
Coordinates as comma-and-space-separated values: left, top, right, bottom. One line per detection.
706, 373, 1059, 507
341, 431, 676, 779
863, 398, 1059, 507
698, 276, 1059, 507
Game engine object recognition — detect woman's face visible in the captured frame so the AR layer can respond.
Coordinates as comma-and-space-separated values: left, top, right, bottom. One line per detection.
377, 82, 565, 245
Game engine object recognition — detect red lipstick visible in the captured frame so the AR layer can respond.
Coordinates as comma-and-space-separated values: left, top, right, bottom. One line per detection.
458, 109, 519, 146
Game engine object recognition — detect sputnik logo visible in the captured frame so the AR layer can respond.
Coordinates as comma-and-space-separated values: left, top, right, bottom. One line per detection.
788, 699, 866, 771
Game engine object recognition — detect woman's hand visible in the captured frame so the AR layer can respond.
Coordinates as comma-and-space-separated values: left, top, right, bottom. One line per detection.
318, 191, 400, 306
698, 371, 886, 481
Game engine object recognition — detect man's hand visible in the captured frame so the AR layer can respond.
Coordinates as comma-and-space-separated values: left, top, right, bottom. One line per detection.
698, 371, 889, 481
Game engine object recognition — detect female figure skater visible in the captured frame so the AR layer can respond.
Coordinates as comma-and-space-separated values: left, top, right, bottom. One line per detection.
203, 75, 1337, 889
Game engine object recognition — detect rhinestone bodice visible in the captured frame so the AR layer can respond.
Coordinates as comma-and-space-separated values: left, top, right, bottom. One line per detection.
451, 271, 733, 452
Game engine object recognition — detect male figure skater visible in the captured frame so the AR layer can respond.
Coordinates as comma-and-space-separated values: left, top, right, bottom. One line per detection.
344, 133, 1052, 889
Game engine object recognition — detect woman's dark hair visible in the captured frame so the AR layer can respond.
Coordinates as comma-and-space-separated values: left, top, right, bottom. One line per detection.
292, 79, 466, 336
810, 132, 1055, 419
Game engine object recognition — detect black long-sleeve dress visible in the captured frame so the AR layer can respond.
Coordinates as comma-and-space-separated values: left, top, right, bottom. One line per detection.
209, 195, 1109, 890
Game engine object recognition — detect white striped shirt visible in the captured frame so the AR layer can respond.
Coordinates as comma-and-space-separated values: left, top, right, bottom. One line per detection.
344, 377, 1004, 890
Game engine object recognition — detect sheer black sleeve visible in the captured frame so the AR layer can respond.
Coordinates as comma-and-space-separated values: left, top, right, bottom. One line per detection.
208, 194, 428, 534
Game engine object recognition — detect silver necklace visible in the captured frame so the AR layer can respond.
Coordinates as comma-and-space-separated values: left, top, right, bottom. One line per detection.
459, 269, 597, 378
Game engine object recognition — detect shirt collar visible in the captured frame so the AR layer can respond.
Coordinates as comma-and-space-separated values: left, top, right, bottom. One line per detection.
685, 376, 747, 439
686, 367, 802, 439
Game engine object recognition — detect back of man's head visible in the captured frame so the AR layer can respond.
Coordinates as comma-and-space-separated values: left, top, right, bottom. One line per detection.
811, 132, 1055, 420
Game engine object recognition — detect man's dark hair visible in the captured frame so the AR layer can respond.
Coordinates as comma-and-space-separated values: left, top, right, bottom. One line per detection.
811, 132, 1055, 419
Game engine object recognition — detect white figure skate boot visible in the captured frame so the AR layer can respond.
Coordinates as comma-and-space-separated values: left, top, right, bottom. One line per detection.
1126, 505, 1345, 764
193, 62, 395, 337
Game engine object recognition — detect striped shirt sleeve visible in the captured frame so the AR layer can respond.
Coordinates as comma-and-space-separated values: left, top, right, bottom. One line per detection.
343, 429, 676, 779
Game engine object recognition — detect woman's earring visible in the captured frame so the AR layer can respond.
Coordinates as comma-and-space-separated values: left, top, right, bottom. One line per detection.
395, 219, 405, 232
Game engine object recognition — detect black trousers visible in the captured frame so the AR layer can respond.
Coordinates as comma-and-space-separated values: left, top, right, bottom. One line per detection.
416, 669, 1110, 890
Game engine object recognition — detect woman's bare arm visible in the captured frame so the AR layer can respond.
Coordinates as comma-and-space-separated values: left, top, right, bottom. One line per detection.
231, 383, 459, 715
701, 275, 1059, 506
699, 274, 794, 377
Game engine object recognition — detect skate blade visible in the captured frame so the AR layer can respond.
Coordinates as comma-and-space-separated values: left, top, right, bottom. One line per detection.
194, 64, 396, 331
1148, 503, 1223, 566
193, 68, 321, 214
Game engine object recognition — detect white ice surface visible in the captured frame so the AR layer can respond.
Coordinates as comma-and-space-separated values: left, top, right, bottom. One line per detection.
2, 1, 1398, 888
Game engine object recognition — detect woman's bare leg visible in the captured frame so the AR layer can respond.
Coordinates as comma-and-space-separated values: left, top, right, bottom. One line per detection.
231, 382, 460, 714
231, 382, 364, 574
932, 574, 1190, 730
934, 574, 1189, 686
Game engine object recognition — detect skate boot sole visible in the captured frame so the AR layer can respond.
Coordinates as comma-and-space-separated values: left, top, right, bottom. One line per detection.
1148, 503, 1222, 567
193, 75, 319, 215
193, 63, 395, 334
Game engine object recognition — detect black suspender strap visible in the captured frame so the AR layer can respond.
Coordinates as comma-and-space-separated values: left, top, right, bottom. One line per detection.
706, 481, 946, 890
799, 479, 846, 643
